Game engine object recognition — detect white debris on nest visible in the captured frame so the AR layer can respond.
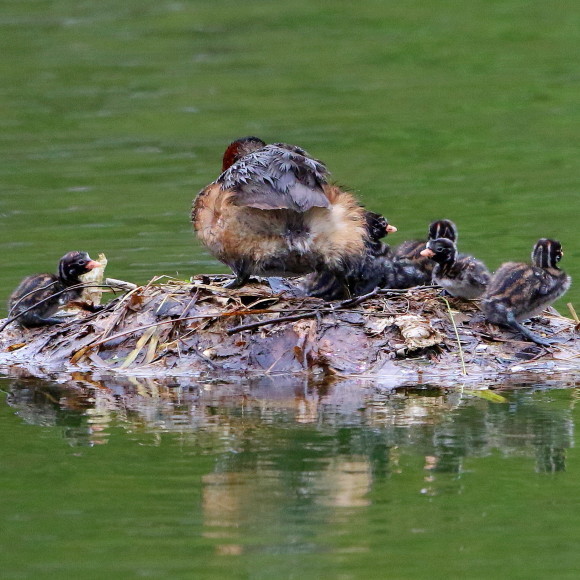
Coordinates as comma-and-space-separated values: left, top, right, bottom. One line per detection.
394, 314, 444, 350
79, 253, 108, 306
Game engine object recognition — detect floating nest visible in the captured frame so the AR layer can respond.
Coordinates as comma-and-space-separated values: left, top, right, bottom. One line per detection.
0, 273, 578, 386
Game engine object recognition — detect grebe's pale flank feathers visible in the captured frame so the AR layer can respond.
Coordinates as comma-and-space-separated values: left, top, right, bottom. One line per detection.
192, 137, 367, 290
303, 210, 402, 299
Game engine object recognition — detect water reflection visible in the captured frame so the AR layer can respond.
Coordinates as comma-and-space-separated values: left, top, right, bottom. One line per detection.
2, 373, 578, 560
5, 374, 577, 470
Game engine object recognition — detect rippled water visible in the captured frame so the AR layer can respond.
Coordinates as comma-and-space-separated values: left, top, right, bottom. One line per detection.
1, 0, 580, 577
2, 376, 580, 578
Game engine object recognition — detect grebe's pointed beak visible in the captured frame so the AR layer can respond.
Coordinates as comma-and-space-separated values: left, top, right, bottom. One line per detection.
386, 225, 397, 234
420, 248, 435, 258
86, 260, 102, 270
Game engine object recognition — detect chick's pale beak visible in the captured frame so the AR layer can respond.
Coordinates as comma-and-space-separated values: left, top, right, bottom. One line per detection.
86, 260, 102, 270
420, 248, 435, 258
386, 225, 397, 234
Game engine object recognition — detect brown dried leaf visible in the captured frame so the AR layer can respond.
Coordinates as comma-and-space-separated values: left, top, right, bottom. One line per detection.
127, 292, 145, 312
450, 311, 471, 326
7, 342, 26, 351
70, 344, 93, 364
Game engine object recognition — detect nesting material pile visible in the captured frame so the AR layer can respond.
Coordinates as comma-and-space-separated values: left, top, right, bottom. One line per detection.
0, 275, 578, 382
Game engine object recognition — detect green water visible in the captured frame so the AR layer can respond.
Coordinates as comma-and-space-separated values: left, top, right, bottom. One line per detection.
0, 0, 578, 304
2, 377, 580, 579
1, 1, 580, 577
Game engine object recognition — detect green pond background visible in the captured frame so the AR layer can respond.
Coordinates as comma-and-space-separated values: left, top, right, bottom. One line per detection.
1, 0, 579, 578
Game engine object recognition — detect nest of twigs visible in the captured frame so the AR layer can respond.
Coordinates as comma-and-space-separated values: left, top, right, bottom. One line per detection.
0, 274, 578, 383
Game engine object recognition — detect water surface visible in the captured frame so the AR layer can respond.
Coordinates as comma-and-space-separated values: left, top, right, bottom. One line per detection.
1, 376, 580, 579
1, 1, 579, 577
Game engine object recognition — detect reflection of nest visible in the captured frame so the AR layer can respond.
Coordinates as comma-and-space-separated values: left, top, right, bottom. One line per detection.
0, 275, 578, 382
6, 376, 576, 481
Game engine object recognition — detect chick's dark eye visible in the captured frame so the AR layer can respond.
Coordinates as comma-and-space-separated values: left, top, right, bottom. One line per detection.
436, 247, 444, 253
78, 260, 86, 267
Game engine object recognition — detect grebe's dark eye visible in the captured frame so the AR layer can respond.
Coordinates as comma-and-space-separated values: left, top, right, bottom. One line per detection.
78, 260, 86, 267
436, 247, 444, 253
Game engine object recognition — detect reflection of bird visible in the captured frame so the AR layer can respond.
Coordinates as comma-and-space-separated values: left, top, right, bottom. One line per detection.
192, 137, 367, 291
420, 238, 490, 299
302, 211, 398, 299
8, 251, 102, 328
481, 238, 571, 346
